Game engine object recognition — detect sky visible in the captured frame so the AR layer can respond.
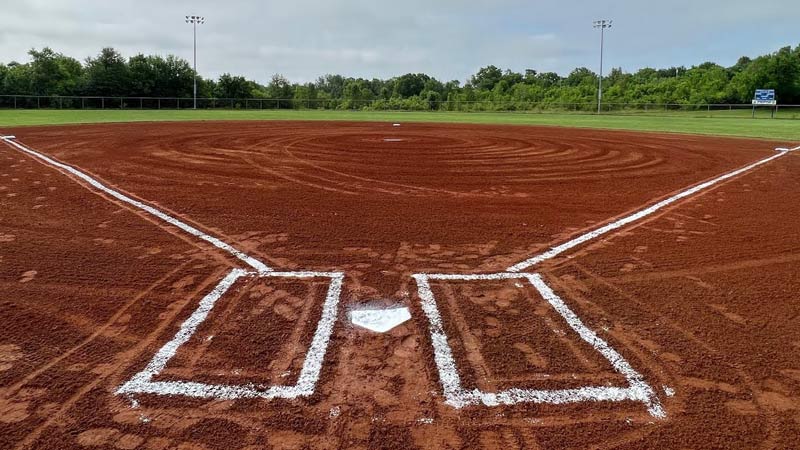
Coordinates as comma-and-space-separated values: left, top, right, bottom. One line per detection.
1, 0, 798, 84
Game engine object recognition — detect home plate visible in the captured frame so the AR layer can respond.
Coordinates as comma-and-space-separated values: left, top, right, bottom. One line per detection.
384, 138, 404, 142
392, 123, 401, 127
349, 307, 411, 333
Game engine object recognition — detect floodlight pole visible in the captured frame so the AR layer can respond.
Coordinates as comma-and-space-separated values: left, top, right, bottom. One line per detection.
593, 19, 612, 114
185, 15, 205, 110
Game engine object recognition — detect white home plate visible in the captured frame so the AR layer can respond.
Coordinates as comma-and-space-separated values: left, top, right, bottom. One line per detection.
384, 138, 404, 142
349, 307, 411, 333
392, 123, 401, 127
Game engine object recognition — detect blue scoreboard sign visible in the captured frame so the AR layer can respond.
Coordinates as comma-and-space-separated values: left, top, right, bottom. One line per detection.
753, 89, 776, 105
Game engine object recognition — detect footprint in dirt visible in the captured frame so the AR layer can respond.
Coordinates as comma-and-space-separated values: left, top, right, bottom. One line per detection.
0, 344, 23, 371
18, 270, 37, 283
0, 398, 29, 424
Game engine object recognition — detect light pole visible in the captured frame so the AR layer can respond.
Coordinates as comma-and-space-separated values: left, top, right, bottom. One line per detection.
185, 15, 205, 109
593, 19, 612, 114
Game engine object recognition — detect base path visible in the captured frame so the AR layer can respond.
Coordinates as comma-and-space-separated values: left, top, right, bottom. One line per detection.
1, 121, 798, 449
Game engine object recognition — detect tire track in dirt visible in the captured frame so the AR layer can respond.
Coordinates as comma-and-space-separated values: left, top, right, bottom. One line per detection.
0, 260, 192, 397
12, 268, 230, 450
561, 262, 780, 449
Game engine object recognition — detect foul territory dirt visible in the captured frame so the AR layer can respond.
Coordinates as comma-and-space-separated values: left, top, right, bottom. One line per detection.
1, 121, 799, 449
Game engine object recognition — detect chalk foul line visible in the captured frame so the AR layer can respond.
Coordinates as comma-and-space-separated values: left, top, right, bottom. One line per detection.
0, 136, 271, 273
507, 149, 792, 273
412, 272, 665, 418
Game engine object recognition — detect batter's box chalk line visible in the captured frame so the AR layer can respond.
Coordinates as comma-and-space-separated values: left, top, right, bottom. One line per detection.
117, 269, 344, 400
412, 272, 666, 418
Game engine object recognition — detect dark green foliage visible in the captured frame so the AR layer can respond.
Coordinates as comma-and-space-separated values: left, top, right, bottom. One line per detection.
1, 44, 799, 108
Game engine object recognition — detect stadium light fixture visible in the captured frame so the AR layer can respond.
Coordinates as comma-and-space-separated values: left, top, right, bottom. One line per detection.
185, 15, 205, 110
593, 19, 612, 114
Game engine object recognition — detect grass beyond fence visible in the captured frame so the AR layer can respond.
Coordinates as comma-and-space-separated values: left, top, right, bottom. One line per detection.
0, 109, 798, 142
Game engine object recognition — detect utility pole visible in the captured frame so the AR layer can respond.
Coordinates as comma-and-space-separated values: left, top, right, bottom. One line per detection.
593, 19, 612, 114
185, 15, 205, 109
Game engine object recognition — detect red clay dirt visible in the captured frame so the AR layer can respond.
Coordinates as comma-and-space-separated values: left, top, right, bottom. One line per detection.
0, 121, 798, 449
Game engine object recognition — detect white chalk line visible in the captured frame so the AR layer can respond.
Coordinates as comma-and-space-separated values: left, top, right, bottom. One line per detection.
0, 136, 270, 273
413, 272, 665, 418
508, 149, 790, 272
117, 270, 345, 399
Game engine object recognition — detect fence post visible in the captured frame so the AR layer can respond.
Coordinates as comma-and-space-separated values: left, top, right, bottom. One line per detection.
14, 96, 17, 109
140, 98, 143, 109
38, 97, 41, 109
101, 97, 105, 109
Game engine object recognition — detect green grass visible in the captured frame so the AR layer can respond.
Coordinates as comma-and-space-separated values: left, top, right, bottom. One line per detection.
1, 109, 798, 141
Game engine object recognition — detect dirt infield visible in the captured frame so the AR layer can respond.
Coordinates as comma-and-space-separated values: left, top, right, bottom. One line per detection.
1, 121, 799, 449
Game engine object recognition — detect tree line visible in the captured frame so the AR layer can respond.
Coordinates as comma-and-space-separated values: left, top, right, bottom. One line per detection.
1, 44, 799, 109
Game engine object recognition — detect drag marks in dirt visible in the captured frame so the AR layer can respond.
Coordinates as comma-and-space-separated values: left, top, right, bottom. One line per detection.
507, 148, 790, 272
1, 136, 345, 405
0, 136, 270, 274
3, 127, 797, 448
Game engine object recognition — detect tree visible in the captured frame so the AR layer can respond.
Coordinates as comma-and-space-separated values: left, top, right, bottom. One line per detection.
565, 67, 597, 87
83, 48, 130, 96
267, 74, 293, 98
393, 73, 429, 98
28, 48, 83, 95
470, 65, 503, 90
2, 62, 33, 95
127, 54, 194, 97
1, 43, 799, 109
214, 73, 251, 99
316, 74, 345, 98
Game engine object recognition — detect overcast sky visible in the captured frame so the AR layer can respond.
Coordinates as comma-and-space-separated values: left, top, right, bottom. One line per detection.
1, 0, 798, 84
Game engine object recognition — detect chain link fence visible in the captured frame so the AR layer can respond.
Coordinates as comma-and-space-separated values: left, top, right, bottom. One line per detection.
1, 95, 797, 118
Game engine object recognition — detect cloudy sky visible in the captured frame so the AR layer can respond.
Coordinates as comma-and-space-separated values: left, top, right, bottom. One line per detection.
1, 0, 798, 84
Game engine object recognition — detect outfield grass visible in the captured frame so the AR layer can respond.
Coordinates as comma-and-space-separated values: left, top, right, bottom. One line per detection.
0, 109, 798, 141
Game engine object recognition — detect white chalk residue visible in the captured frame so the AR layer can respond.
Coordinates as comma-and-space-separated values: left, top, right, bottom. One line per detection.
117, 270, 344, 400
507, 150, 789, 272
413, 272, 666, 418
0, 136, 270, 273
349, 307, 411, 333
